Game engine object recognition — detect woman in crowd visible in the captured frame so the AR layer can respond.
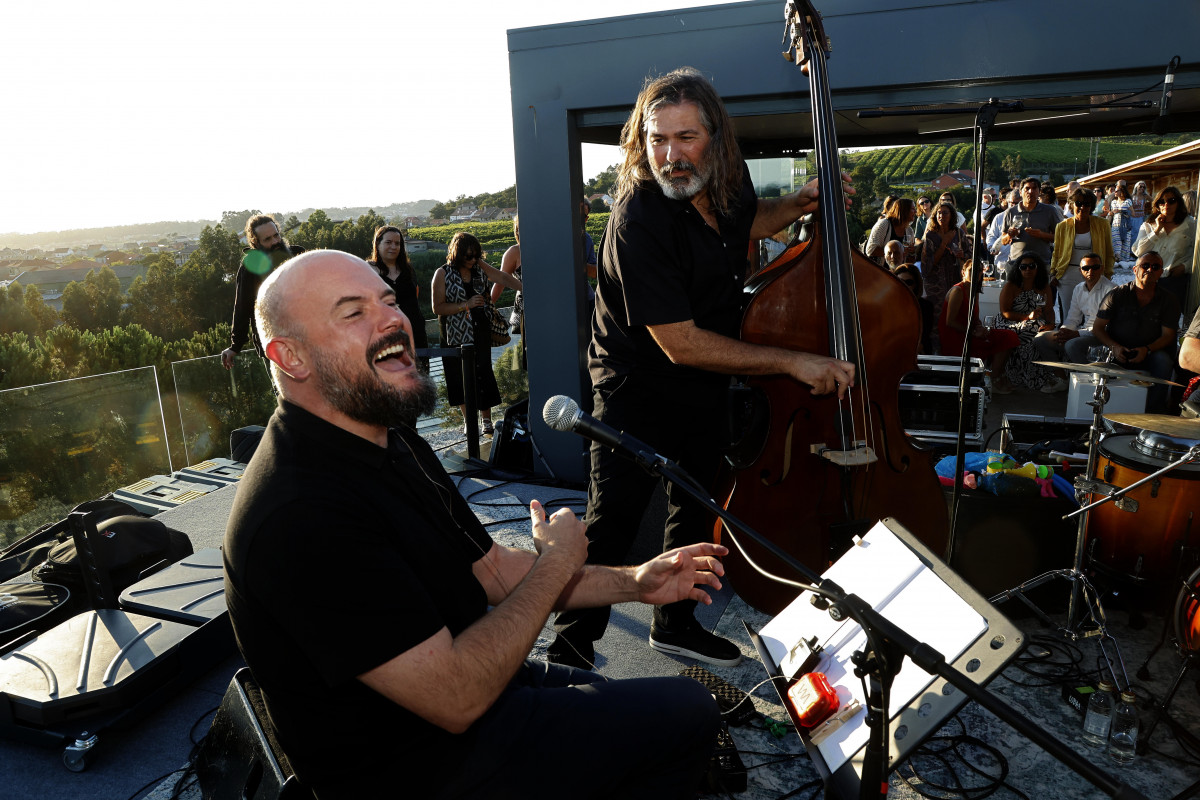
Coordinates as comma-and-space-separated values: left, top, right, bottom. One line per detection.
1108, 184, 1134, 263
938, 261, 1018, 394
490, 215, 525, 369
891, 263, 934, 355
866, 198, 916, 266
920, 201, 966, 316
1050, 189, 1114, 309
1134, 185, 1196, 311
994, 252, 1059, 391
1130, 181, 1151, 241
368, 225, 429, 373
432, 231, 523, 436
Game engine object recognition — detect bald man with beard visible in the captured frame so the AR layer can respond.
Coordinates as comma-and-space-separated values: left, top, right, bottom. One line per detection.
223, 250, 725, 799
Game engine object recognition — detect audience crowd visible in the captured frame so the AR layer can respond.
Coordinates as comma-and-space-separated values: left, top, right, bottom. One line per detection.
869, 176, 1196, 413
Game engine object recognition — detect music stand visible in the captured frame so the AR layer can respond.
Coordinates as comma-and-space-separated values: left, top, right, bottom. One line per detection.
747, 518, 1024, 799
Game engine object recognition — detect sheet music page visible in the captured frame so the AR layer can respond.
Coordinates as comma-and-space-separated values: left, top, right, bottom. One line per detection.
759, 521, 987, 773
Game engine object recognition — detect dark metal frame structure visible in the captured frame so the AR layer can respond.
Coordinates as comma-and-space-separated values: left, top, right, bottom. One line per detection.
508, 0, 1200, 481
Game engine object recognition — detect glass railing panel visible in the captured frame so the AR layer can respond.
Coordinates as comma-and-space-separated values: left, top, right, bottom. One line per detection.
170, 354, 277, 467
0, 367, 171, 550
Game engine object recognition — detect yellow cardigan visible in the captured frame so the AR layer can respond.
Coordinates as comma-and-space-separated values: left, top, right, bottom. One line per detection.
1050, 215, 1114, 280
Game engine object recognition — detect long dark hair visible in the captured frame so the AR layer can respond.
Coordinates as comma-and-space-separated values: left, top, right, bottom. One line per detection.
1152, 186, 1188, 224
447, 231, 483, 269
369, 225, 413, 283
1006, 252, 1049, 290
614, 67, 745, 217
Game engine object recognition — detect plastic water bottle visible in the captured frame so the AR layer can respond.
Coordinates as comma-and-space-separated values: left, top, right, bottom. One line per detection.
1108, 691, 1139, 765
1082, 681, 1114, 748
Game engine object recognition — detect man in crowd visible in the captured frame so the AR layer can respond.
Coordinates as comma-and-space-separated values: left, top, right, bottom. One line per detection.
999, 177, 1058, 266
220, 214, 305, 369
1092, 250, 1181, 413
1032, 252, 1115, 389
883, 239, 906, 270
547, 67, 854, 670
913, 195, 933, 248
225, 250, 724, 798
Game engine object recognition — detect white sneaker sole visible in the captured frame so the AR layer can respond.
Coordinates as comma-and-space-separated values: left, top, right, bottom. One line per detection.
649, 637, 744, 667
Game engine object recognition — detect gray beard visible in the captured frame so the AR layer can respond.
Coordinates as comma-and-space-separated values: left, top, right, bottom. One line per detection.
653, 159, 710, 201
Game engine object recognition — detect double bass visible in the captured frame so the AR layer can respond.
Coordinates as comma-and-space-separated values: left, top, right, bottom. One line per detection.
717, 1, 949, 614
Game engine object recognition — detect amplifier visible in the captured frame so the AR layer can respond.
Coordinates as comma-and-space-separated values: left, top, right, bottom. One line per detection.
898, 382, 985, 442
999, 413, 1093, 456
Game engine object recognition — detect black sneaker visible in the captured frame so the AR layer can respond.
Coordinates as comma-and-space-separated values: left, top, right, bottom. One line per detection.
649, 623, 742, 667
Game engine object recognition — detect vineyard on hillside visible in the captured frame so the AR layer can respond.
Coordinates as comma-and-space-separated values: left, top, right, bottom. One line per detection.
847, 139, 1179, 184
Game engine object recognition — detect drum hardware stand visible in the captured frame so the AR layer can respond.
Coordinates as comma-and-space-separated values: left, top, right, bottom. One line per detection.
1138, 539, 1198, 680
989, 369, 1132, 687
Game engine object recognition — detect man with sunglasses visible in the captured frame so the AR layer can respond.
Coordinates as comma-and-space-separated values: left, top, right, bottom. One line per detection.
1092, 251, 1181, 412
1033, 253, 1115, 369
914, 196, 933, 248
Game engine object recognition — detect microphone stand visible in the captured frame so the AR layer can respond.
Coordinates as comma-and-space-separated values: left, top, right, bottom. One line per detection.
623, 448, 1146, 799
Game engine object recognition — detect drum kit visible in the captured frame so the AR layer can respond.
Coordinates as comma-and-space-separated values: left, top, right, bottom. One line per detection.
993, 360, 1200, 763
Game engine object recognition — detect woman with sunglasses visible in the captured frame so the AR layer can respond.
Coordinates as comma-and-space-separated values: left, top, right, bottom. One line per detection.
1050, 189, 1114, 308
993, 253, 1057, 389
938, 261, 1018, 394
1134, 185, 1196, 314
891, 263, 934, 354
432, 231, 523, 436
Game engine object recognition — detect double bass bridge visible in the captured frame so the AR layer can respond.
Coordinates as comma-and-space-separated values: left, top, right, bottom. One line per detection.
810, 442, 877, 467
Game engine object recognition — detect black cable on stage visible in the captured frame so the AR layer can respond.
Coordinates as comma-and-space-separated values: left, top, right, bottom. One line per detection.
997, 634, 1089, 687
894, 714, 1031, 800
773, 777, 824, 800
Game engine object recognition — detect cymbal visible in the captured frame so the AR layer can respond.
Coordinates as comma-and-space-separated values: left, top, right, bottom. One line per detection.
1033, 361, 1182, 387
1104, 414, 1200, 439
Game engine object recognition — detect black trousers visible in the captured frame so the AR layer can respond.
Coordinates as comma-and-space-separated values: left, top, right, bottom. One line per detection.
434, 660, 719, 800
553, 377, 725, 648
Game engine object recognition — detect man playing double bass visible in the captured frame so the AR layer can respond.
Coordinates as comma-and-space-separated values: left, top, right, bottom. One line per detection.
548, 66, 856, 670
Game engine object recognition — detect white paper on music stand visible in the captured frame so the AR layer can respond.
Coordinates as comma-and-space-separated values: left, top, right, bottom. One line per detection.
759, 521, 987, 773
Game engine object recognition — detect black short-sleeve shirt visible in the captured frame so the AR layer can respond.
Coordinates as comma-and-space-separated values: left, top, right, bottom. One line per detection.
224, 401, 493, 797
589, 168, 757, 402
1095, 283, 1181, 348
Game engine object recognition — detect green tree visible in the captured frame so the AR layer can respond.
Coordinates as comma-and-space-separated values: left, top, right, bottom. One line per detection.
122, 253, 226, 341
0, 332, 46, 389
585, 164, 619, 196
60, 266, 123, 332
1001, 153, 1024, 185
23, 284, 59, 335
0, 284, 40, 336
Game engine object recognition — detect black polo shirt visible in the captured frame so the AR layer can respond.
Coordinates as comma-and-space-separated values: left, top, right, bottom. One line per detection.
224, 401, 493, 798
1096, 283, 1181, 348
589, 168, 757, 405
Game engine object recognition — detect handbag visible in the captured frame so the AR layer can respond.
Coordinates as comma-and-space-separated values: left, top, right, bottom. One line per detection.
486, 302, 511, 346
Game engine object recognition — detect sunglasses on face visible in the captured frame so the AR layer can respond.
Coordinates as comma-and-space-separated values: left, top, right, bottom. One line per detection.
1159, 197, 1178, 206
1080, 264, 1102, 272
1018, 263, 1037, 270
1137, 262, 1164, 272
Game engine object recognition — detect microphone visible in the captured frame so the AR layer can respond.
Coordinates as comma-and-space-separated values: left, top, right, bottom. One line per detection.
1152, 56, 1180, 136
542, 395, 666, 468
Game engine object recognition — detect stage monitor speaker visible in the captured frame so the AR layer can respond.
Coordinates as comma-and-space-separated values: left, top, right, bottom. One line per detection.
489, 399, 533, 474
196, 668, 314, 800
231, 425, 266, 465
946, 486, 1076, 613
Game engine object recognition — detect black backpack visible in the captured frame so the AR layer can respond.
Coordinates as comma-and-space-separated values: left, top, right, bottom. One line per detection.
0, 499, 193, 647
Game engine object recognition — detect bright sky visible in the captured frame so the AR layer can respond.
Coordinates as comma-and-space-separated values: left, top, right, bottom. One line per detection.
0, 0, 736, 236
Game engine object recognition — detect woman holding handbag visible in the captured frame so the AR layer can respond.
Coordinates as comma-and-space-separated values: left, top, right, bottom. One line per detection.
432, 232, 523, 436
